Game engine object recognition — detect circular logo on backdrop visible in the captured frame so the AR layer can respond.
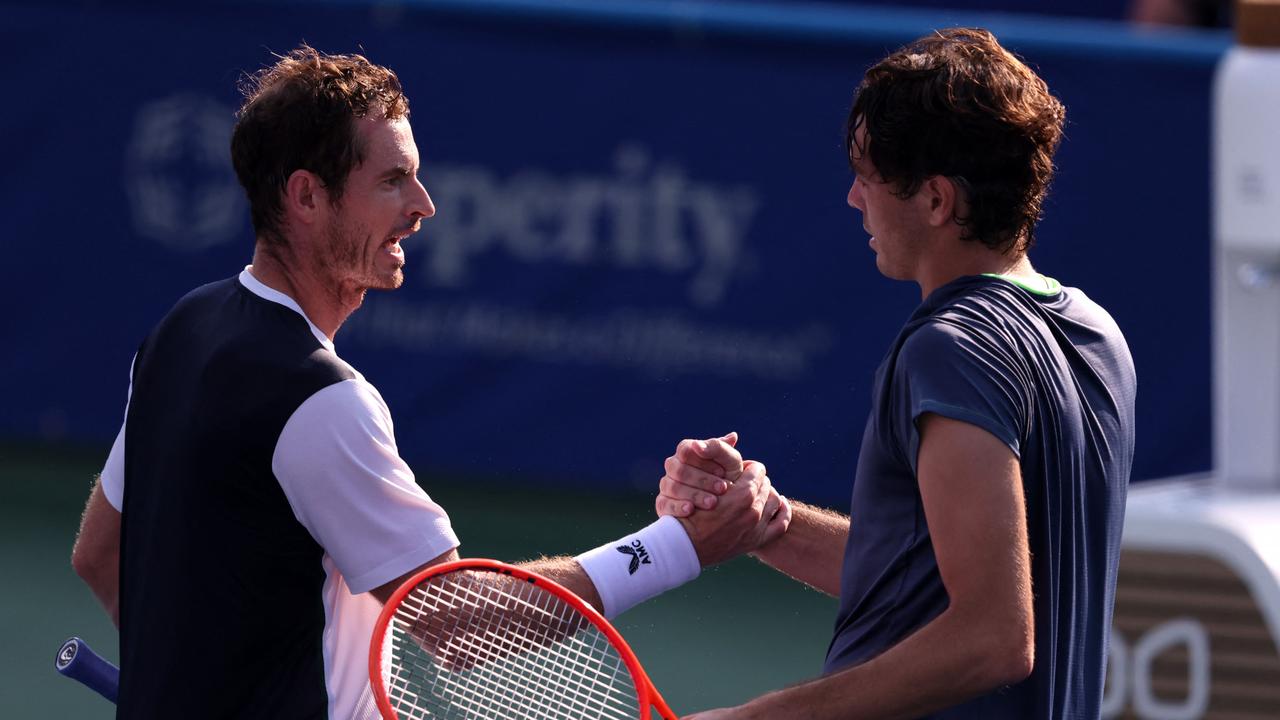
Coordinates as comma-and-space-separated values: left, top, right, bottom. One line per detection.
124, 94, 244, 250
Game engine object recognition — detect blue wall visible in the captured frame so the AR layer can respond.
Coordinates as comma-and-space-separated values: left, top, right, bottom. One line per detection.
1, 0, 1228, 504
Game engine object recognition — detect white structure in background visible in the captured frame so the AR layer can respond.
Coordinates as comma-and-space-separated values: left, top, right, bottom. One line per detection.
1107, 2, 1280, 717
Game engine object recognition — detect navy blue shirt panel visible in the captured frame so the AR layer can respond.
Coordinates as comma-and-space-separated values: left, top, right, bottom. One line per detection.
119, 277, 356, 719
825, 276, 1136, 720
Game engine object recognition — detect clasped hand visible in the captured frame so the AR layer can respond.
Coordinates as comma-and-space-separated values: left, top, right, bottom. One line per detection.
656, 432, 790, 566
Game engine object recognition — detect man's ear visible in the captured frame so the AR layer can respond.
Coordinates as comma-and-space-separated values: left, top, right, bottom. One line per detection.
921, 175, 961, 229
282, 169, 328, 227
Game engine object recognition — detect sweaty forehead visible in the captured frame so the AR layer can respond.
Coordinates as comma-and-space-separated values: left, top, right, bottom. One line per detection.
355, 116, 419, 170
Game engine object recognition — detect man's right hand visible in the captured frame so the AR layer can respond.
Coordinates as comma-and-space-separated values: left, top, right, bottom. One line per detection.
657, 433, 740, 516
655, 434, 791, 565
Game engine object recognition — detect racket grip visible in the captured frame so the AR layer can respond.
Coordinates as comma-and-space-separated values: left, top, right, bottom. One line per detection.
55, 637, 119, 704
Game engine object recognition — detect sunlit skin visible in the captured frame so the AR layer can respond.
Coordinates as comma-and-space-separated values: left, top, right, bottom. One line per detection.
249, 114, 435, 339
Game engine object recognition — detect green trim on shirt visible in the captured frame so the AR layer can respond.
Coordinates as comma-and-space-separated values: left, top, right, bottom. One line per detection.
982, 272, 1062, 296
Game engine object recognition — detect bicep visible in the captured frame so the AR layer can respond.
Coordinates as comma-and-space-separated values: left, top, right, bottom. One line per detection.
916, 414, 1031, 626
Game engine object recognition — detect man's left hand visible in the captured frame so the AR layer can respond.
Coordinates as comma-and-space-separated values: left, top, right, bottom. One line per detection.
675, 460, 790, 566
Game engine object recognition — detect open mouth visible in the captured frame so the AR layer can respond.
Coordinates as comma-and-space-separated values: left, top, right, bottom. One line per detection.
384, 234, 408, 261
383, 223, 420, 263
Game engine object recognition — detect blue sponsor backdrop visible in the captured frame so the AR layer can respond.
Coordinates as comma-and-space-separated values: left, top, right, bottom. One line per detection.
2, 0, 1225, 504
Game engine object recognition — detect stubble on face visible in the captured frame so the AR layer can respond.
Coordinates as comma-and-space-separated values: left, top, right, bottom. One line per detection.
310, 115, 426, 310
318, 208, 405, 309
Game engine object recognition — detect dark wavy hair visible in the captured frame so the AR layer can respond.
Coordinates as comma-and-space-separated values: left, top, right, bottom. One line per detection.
230, 45, 409, 245
847, 28, 1065, 253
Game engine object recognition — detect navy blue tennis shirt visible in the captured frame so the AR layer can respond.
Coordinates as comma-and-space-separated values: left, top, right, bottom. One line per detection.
826, 275, 1136, 718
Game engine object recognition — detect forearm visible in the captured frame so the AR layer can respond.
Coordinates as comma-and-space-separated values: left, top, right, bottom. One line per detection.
750, 501, 848, 597
520, 556, 604, 614
530, 513, 702, 618
71, 477, 121, 628
736, 604, 1032, 720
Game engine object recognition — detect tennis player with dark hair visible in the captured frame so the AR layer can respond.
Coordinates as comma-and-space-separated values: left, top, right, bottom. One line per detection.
659, 28, 1136, 719
70, 46, 788, 719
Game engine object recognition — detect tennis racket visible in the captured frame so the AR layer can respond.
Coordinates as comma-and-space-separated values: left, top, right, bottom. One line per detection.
55, 636, 119, 704
370, 558, 677, 720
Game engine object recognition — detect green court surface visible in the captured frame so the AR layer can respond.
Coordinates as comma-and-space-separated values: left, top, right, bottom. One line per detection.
0, 443, 836, 717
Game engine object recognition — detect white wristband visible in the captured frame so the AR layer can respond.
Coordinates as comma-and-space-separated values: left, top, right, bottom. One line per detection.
574, 515, 701, 619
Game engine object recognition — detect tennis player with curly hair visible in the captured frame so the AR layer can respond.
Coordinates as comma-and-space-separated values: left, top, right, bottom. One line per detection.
660, 28, 1136, 719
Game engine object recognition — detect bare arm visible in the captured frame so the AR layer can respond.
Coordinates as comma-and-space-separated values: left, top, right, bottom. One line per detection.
656, 441, 847, 596
519, 556, 605, 610
370, 459, 785, 615
689, 414, 1034, 720
71, 476, 122, 628
369, 547, 461, 605
749, 501, 848, 597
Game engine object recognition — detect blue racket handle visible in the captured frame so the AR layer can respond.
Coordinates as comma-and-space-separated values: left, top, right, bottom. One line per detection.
55, 637, 119, 704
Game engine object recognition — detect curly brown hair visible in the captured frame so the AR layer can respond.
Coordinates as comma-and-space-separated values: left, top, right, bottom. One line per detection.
847, 28, 1065, 253
230, 45, 409, 245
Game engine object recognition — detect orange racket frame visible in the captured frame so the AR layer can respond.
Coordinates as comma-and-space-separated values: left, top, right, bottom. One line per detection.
369, 558, 678, 720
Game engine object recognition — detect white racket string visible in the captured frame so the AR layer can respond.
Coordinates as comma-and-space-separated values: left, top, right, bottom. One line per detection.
384, 569, 642, 719
436, 579, 634, 719
390, 575, 635, 719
